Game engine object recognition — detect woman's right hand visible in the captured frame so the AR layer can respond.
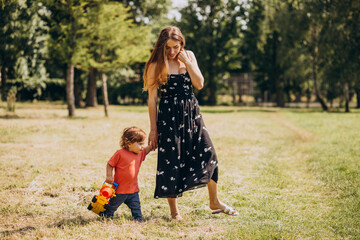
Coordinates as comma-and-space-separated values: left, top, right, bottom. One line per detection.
148, 129, 158, 151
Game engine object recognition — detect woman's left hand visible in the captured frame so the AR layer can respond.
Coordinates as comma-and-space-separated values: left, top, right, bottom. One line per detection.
177, 49, 191, 65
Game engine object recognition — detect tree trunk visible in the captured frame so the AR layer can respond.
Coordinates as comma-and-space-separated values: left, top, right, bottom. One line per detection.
86, 67, 98, 107
74, 70, 84, 108
339, 96, 344, 108
356, 88, 360, 108
273, 31, 284, 107
264, 90, 268, 103
275, 76, 284, 107
66, 63, 75, 117
238, 92, 243, 104
231, 81, 236, 105
237, 80, 243, 104
209, 83, 216, 105
306, 81, 311, 108
1, 66, 8, 101
311, 28, 328, 111
101, 71, 109, 117
208, 74, 217, 105
311, 60, 328, 110
344, 82, 350, 112
66, 4, 76, 117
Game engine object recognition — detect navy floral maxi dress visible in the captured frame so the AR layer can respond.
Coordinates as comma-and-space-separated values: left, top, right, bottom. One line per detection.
154, 72, 219, 198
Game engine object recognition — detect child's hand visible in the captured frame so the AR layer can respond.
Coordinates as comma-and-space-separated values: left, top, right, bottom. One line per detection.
105, 176, 114, 184
145, 145, 152, 155
106, 163, 114, 184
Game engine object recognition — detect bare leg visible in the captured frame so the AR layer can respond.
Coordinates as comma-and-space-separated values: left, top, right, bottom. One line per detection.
167, 198, 182, 220
207, 179, 226, 211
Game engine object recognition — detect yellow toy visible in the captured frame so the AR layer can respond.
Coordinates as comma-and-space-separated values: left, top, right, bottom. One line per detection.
88, 182, 119, 215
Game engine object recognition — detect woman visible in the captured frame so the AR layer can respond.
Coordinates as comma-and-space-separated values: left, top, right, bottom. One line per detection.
143, 26, 238, 219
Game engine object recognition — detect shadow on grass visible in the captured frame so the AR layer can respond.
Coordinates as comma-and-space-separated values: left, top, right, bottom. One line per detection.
288, 108, 360, 114
48, 213, 172, 226
0, 114, 89, 120
48, 215, 98, 229
0, 226, 36, 238
143, 214, 172, 222
237, 108, 277, 113
0, 213, 179, 238
0, 114, 20, 119
67, 116, 89, 120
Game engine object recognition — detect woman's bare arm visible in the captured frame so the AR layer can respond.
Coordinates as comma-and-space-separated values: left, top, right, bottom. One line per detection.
147, 63, 158, 150
178, 49, 204, 90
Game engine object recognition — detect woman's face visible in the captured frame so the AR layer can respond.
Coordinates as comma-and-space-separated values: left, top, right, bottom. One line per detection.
165, 39, 182, 60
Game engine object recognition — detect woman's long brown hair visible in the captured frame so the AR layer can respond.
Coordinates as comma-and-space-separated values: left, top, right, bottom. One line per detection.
143, 26, 185, 90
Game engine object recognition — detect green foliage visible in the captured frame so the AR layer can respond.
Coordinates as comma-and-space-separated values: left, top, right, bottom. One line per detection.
241, 0, 359, 109
41, 0, 87, 65
0, 0, 25, 99
316, 0, 360, 99
122, 0, 171, 25
0, 0, 49, 101
179, 0, 246, 105
74, 1, 151, 71
239, 0, 264, 73
253, 1, 311, 106
1, 0, 359, 107
100, 67, 147, 104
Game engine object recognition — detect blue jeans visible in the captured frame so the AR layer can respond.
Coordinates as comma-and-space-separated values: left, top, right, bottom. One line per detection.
100, 192, 142, 220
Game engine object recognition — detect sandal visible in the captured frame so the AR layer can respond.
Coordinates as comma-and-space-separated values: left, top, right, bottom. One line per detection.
212, 203, 239, 216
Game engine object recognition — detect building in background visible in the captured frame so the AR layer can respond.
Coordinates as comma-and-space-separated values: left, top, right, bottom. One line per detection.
222, 72, 258, 105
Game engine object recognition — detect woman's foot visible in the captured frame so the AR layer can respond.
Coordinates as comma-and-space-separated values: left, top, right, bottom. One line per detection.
210, 200, 239, 216
209, 200, 226, 211
171, 214, 183, 221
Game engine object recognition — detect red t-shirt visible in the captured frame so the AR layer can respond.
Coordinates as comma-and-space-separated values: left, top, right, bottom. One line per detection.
108, 148, 146, 194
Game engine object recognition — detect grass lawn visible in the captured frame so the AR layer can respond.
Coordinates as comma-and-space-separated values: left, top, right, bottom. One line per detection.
0, 102, 359, 239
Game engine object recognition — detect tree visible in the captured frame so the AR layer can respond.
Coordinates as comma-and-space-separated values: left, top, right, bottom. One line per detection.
1, 0, 49, 103
41, 0, 86, 117
303, 1, 329, 111
315, 0, 360, 112
179, 0, 246, 105
0, 1, 22, 101
253, 0, 312, 107
74, 1, 151, 116
240, 0, 264, 74
14, 1, 49, 100
81, 0, 170, 108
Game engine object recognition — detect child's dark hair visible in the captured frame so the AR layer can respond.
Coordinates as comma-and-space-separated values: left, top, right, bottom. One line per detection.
120, 126, 146, 149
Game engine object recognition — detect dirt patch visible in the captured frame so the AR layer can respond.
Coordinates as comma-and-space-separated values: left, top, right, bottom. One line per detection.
269, 113, 314, 142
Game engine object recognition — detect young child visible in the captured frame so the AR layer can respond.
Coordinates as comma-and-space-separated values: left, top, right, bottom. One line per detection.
100, 126, 152, 221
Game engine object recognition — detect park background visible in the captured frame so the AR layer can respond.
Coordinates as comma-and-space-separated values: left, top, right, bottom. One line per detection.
1, 0, 359, 239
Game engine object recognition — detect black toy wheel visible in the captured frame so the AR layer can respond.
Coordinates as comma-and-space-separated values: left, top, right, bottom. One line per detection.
91, 195, 97, 203
87, 203, 93, 210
